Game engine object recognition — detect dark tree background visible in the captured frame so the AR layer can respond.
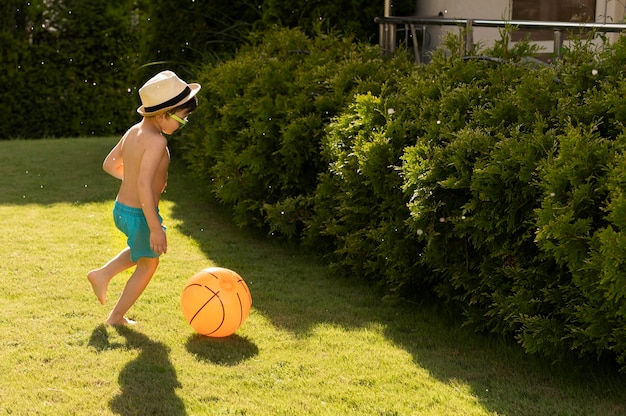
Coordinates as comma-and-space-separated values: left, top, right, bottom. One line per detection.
1, 0, 415, 138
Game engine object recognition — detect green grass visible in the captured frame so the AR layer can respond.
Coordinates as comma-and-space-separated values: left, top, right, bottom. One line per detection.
0, 137, 625, 415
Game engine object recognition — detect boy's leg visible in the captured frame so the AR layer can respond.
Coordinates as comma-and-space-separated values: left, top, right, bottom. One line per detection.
88, 247, 136, 305
105, 256, 159, 325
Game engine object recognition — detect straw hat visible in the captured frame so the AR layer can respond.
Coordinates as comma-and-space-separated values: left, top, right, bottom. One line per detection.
137, 70, 201, 117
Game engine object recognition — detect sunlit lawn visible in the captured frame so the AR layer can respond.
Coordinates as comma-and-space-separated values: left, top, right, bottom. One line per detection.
0, 137, 625, 415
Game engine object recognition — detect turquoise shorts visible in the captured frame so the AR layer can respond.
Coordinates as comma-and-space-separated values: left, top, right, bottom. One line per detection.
113, 201, 165, 262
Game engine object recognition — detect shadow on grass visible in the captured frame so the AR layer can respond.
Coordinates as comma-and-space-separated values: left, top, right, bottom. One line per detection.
88, 324, 186, 416
7, 138, 623, 414
164, 159, 626, 415
185, 333, 259, 366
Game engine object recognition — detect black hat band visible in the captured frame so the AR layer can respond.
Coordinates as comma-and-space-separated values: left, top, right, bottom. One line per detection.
144, 86, 191, 113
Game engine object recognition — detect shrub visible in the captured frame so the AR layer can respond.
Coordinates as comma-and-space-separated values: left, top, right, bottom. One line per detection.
305, 92, 428, 290
1, 0, 140, 138
399, 35, 626, 367
307, 31, 626, 367
130, 21, 626, 368
176, 26, 414, 236
261, 0, 416, 43
2, 0, 412, 139
138, 0, 263, 75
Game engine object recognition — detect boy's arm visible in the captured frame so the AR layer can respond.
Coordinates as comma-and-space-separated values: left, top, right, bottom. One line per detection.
137, 136, 168, 254
103, 139, 124, 180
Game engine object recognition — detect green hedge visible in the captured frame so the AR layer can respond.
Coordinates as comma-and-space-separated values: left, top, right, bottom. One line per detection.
176, 28, 626, 369
1, 0, 141, 138
2, 0, 413, 139
176, 27, 414, 234
337, 35, 626, 367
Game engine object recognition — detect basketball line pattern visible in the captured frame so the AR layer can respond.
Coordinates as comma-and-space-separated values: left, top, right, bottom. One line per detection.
197, 271, 224, 335
235, 293, 244, 328
188, 283, 247, 336
200, 291, 245, 336
188, 284, 223, 328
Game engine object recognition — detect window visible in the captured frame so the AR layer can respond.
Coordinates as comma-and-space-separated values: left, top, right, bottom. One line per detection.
512, 0, 597, 40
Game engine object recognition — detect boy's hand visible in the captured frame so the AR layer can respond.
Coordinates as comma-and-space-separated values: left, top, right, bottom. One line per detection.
150, 228, 167, 255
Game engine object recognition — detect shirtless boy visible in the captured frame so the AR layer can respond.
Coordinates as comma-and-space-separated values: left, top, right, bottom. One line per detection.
88, 70, 200, 325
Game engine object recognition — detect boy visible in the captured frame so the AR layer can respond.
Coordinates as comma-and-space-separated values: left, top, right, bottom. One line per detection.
88, 70, 201, 325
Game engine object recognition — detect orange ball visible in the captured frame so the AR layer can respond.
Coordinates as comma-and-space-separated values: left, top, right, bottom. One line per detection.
181, 267, 252, 337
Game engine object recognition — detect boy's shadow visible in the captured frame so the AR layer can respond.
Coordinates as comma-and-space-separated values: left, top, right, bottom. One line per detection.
88, 325, 186, 416
186, 333, 258, 366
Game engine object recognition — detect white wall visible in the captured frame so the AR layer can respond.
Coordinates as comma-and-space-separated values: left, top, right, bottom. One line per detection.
415, 0, 511, 52
599, 0, 626, 23
416, 0, 512, 19
410, 0, 626, 55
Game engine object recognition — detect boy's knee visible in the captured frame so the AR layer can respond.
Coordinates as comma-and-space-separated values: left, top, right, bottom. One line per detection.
137, 256, 159, 271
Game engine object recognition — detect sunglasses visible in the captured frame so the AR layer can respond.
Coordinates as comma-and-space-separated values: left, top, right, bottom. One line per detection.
167, 112, 188, 128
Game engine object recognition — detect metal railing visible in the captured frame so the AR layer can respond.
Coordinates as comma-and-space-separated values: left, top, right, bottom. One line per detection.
375, 16, 626, 63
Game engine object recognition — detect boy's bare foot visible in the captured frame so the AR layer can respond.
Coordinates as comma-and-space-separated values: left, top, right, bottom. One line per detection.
87, 270, 109, 305
105, 316, 137, 325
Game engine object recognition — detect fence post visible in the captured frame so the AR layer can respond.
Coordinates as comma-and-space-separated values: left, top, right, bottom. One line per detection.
465, 19, 474, 54
380, 0, 396, 56
554, 30, 563, 59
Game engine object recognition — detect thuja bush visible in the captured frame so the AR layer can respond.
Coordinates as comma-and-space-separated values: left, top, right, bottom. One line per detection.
304, 92, 428, 291
308, 35, 554, 293
400, 36, 626, 367
525, 39, 626, 365
311, 31, 626, 367
178, 25, 626, 367
176, 26, 414, 233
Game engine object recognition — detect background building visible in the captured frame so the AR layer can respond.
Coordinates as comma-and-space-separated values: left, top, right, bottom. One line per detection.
392, 0, 626, 57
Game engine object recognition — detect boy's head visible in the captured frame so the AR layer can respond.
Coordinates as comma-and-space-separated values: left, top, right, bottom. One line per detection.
137, 70, 201, 117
